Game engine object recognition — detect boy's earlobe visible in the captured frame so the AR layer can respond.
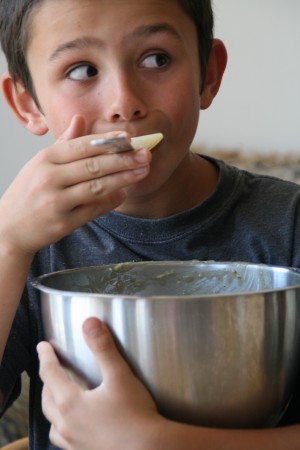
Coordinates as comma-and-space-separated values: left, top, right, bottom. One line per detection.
200, 39, 228, 110
1, 72, 48, 136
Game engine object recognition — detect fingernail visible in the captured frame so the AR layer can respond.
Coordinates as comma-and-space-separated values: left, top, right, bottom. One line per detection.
133, 167, 148, 176
133, 149, 149, 163
83, 318, 104, 337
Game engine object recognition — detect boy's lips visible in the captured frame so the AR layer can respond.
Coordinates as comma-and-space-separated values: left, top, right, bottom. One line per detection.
91, 132, 164, 153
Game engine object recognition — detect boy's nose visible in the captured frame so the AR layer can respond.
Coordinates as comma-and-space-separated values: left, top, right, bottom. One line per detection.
104, 72, 147, 123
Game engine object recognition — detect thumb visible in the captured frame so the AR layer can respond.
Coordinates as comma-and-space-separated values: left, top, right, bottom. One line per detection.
55, 114, 87, 143
82, 317, 130, 380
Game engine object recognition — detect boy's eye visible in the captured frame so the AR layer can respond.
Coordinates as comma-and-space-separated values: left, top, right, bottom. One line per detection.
67, 64, 98, 81
140, 53, 169, 69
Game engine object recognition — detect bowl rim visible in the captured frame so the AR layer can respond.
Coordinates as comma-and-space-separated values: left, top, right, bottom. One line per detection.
31, 260, 300, 299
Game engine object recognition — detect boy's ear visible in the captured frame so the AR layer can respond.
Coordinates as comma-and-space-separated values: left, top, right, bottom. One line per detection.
1, 72, 48, 136
200, 39, 228, 110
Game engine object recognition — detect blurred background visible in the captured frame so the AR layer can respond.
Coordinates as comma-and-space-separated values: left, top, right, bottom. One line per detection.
0, 0, 299, 195
196, 0, 300, 156
0, 0, 299, 445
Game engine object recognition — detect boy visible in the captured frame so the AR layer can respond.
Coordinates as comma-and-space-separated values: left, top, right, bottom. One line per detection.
0, 0, 300, 449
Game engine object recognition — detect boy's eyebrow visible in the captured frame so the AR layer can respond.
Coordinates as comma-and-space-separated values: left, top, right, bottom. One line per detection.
49, 37, 104, 61
49, 23, 182, 61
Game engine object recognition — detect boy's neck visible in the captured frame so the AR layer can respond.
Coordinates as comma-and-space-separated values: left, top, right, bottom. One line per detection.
115, 154, 219, 219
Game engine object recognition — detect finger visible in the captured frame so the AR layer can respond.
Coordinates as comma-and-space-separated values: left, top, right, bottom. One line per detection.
55, 114, 88, 144
90, 135, 133, 154
47, 114, 115, 165
39, 368, 67, 443
37, 342, 79, 401
49, 424, 69, 450
37, 341, 61, 383
82, 318, 132, 382
51, 128, 131, 165
38, 344, 82, 449
40, 384, 58, 425
60, 164, 149, 211
55, 147, 151, 188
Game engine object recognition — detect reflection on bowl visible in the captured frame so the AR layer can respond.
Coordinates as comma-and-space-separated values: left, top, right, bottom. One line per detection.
33, 261, 300, 428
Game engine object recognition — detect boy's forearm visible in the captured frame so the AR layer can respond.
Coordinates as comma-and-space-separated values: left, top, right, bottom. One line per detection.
160, 420, 300, 450
0, 240, 33, 363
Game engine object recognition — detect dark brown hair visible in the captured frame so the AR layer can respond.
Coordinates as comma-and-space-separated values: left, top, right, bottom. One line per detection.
0, 0, 214, 100
179, 0, 214, 90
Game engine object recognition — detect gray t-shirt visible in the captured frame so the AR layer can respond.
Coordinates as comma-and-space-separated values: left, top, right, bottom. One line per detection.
1, 156, 300, 449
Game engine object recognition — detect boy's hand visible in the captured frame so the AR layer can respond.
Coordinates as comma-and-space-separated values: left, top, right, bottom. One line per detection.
37, 318, 163, 450
0, 115, 151, 257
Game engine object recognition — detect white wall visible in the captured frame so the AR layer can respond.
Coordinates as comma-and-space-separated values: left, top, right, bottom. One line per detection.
0, 1, 299, 194
196, 0, 300, 154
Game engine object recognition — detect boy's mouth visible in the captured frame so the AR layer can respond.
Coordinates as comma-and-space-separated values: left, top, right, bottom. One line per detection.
91, 132, 164, 153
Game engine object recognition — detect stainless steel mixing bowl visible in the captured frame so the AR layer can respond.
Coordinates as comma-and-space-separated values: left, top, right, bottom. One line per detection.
33, 261, 300, 428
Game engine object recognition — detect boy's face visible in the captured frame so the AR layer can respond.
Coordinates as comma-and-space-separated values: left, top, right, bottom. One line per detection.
22, 0, 207, 201
27, 0, 201, 134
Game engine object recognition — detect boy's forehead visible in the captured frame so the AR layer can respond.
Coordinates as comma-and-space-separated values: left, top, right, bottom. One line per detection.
31, 0, 183, 22
28, 0, 189, 30
27, 0, 195, 55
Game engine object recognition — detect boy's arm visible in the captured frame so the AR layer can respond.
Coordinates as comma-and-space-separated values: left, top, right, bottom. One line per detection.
0, 243, 33, 365
161, 420, 300, 450
37, 318, 300, 450
0, 225, 35, 408
0, 115, 151, 379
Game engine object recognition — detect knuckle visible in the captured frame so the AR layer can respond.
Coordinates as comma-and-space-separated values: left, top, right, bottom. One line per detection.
86, 157, 101, 175
69, 137, 87, 157
30, 164, 55, 193
41, 192, 60, 213
49, 426, 58, 446
89, 179, 104, 194
55, 422, 73, 444
37, 147, 52, 163
56, 390, 76, 415
40, 361, 57, 383
39, 364, 47, 380
38, 171, 54, 190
